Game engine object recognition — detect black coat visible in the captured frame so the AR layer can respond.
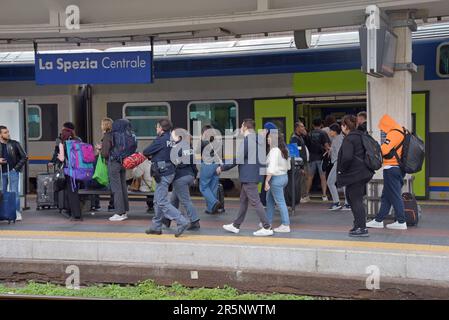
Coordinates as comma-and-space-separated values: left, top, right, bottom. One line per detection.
2, 140, 27, 172
336, 130, 373, 188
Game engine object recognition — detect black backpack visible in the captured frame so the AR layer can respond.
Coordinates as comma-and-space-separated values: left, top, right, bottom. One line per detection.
358, 133, 383, 172
393, 127, 425, 174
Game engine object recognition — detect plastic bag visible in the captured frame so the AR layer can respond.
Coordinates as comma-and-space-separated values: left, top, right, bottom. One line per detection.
93, 155, 109, 186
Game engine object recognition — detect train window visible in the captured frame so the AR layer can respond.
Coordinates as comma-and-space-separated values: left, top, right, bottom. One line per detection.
188, 101, 238, 135
123, 102, 170, 138
27, 105, 42, 141
437, 43, 449, 77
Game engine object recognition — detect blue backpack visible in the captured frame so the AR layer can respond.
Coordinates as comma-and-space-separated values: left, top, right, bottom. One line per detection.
110, 119, 138, 162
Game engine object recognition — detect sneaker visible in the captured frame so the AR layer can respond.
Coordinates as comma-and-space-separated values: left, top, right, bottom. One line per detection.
253, 227, 274, 237
273, 224, 290, 233
329, 203, 342, 211
109, 214, 128, 222
366, 220, 384, 229
15, 212, 22, 221
107, 205, 115, 212
349, 228, 369, 237
175, 223, 189, 237
300, 196, 310, 203
322, 195, 329, 202
145, 228, 162, 235
223, 223, 240, 234
386, 221, 408, 230
187, 220, 200, 231
342, 204, 351, 211
162, 217, 172, 228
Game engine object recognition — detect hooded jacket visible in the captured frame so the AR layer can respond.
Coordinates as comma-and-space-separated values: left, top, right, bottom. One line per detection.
378, 115, 404, 167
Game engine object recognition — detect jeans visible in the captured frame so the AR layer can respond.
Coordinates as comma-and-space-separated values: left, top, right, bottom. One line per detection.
199, 163, 219, 212
151, 174, 189, 231
375, 167, 406, 224
2, 170, 20, 212
327, 163, 347, 204
108, 160, 129, 215
171, 174, 199, 223
266, 174, 289, 226
233, 183, 270, 229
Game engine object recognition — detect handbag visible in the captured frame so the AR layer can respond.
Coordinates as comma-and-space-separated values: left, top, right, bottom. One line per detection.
93, 155, 109, 186
54, 163, 66, 192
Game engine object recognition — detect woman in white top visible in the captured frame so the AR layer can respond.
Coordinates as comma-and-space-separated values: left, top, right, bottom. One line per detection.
264, 132, 292, 233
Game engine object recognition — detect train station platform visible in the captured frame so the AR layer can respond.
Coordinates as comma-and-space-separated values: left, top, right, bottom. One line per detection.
1, 198, 449, 299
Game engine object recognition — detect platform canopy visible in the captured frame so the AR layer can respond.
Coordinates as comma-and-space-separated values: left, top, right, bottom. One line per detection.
1, 0, 449, 43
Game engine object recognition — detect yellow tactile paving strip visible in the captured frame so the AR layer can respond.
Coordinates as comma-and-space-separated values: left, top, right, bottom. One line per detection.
1, 230, 449, 254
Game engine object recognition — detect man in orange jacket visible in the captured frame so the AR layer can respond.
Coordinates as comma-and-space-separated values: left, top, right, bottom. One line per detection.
366, 114, 407, 230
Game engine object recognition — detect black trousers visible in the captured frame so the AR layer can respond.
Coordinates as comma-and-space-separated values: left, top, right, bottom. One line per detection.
346, 181, 368, 229
65, 176, 82, 218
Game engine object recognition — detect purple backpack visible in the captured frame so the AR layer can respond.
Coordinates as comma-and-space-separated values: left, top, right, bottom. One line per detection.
64, 140, 95, 189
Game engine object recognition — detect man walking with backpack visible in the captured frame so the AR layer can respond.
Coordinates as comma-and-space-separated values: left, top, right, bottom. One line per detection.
105, 119, 137, 222
367, 114, 408, 230
143, 119, 189, 237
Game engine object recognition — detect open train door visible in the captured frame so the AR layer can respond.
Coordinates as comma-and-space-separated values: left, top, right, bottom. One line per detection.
0, 99, 28, 210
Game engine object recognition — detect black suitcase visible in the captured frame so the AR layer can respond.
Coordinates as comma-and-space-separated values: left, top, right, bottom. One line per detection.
284, 167, 302, 207
36, 165, 58, 210
216, 183, 225, 213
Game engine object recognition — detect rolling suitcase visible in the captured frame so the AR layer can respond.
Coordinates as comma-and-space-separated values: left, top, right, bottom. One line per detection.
216, 183, 225, 213
36, 164, 58, 210
0, 166, 17, 224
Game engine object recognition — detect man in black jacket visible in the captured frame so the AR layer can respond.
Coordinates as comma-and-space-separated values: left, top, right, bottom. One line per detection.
217, 119, 273, 237
0, 125, 28, 221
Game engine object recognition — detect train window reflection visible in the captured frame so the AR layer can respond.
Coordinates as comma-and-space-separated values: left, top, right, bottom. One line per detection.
188, 101, 238, 136
27, 105, 42, 141
123, 102, 170, 138
437, 43, 449, 77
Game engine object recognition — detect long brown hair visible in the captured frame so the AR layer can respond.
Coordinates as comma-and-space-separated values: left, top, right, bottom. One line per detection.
341, 115, 357, 131
269, 132, 289, 160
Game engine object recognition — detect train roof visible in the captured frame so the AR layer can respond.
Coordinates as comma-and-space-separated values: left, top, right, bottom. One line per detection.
0, 24, 448, 82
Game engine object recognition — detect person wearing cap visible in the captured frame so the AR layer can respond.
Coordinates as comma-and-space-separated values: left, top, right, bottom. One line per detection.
259, 122, 278, 206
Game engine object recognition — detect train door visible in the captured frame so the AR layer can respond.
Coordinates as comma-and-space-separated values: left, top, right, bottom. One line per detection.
254, 98, 294, 140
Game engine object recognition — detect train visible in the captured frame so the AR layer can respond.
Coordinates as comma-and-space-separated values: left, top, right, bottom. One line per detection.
0, 35, 448, 199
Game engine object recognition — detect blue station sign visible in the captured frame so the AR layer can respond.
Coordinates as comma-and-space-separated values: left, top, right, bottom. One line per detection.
35, 51, 152, 85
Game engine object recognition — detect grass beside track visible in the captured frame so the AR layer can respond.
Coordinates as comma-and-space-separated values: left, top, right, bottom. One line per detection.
0, 280, 315, 300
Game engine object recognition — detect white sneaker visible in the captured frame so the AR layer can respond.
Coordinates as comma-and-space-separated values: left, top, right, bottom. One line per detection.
300, 196, 310, 203
386, 221, 408, 230
322, 195, 329, 201
253, 228, 274, 237
15, 212, 22, 221
273, 225, 291, 233
329, 203, 342, 211
223, 223, 240, 234
366, 220, 384, 229
109, 214, 128, 222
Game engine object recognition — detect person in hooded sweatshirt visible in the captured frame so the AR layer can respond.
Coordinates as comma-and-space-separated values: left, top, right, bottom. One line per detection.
336, 115, 374, 237
366, 114, 408, 230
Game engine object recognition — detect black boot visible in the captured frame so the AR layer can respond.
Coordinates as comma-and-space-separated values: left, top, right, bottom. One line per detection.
349, 227, 369, 237
187, 220, 200, 231
162, 217, 172, 228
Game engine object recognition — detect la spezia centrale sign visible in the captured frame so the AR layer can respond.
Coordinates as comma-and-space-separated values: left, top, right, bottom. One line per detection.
35, 51, 152, 85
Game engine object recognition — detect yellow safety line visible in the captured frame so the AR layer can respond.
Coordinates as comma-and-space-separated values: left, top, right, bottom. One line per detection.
1, 230, 449, 254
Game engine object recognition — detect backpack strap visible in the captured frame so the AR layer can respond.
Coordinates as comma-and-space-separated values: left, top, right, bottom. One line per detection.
391, 127, 407, 166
